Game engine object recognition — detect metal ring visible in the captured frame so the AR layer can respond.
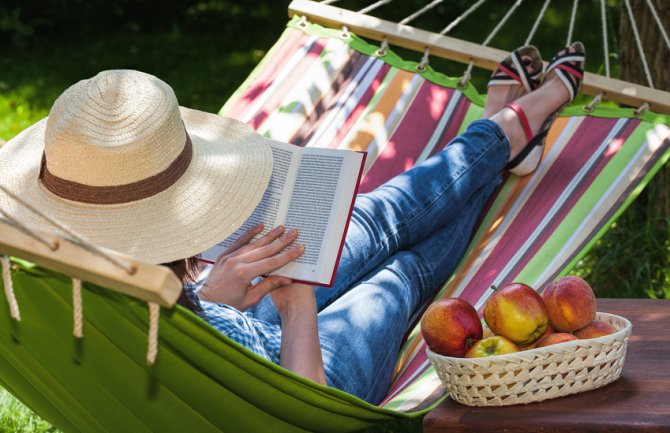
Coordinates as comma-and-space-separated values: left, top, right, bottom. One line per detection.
340, 26, 351, 40
582, 105, 595, 113
297, 15, 308, 29
375, 48, 388, 57
415, 63, 427, 72
456, 78, 469, 89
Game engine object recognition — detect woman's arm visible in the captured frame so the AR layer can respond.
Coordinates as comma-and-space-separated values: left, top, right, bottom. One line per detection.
272, 283, 327, 385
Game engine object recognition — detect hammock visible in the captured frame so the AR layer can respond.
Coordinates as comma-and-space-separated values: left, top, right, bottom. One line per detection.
1, 1, 670, 432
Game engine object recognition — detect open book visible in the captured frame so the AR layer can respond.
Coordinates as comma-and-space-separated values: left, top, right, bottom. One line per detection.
201, 140, 366, 287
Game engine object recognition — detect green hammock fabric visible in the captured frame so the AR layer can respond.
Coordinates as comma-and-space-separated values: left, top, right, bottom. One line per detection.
1, 17, 670, 433
0, 263, 422, 433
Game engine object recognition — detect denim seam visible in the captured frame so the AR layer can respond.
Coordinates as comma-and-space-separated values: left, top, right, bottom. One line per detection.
385, 127, 501, 250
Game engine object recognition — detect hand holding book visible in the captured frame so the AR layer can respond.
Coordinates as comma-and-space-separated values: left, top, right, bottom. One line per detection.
202, 140, 366, 287
199, 224, 302, 310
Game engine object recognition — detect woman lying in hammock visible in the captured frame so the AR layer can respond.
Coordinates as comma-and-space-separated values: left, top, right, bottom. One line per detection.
0, 41, 584, 404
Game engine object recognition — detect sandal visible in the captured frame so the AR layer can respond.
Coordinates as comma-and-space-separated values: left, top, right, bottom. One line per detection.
545, 42, 586, 105
505, 42, 586, 176
488, 45, 543, 93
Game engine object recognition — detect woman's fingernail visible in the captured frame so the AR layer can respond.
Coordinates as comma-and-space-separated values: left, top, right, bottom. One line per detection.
288, 228, 298, 237
274, 225, 285, 233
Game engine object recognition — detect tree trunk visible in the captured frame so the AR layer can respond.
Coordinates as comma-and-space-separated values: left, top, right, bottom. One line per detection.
617, 0, 670, 298
619, 0, 670, 91
619, 0, 670, 218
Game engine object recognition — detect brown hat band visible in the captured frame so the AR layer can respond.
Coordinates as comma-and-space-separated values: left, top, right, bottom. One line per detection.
39, 134, 193, 205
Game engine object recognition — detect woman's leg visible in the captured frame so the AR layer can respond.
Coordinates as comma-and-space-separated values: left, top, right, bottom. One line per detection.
314, 119, 509, 310
319, 177, 499, 404
250, 51, 573, 324
249, 119, 509, 324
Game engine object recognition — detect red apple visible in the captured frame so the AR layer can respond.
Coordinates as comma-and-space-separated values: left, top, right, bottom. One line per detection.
421, 298, 483, 357
574, 319, 617, 339
542, 276, 596, 332
465, 336, 519, 358
483, 282, 549, 346
535, 332, 578, 348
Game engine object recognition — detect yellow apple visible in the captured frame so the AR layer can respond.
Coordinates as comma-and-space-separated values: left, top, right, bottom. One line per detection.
465, 336, 519, 358
483, 282, 549, 346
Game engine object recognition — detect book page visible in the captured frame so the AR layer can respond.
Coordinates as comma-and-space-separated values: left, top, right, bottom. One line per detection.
273, 148, 363, 284
201, 143, 298, 261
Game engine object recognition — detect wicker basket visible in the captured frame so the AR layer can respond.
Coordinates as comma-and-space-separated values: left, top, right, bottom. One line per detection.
426, 312, 632, 406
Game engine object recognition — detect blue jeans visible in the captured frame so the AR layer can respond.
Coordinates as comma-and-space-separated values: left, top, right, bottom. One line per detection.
250, 119, 509, 404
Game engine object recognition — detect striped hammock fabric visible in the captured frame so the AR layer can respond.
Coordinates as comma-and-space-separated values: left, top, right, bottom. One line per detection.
222, 17, 670, 411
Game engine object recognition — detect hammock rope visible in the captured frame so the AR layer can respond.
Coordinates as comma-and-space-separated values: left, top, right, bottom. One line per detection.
601, 0, 610, 78
624, 0, 654, 88
0, 208, 59, 252
524, 0, 551, 45
459, 0, 523, 87
440, 0, 488, 36
0, 185, 136, 275
566, 0, 579, 45
646, 0, 670, 53
401, 0, 489, 72
634, 102, 650, 115
585, 0, 609, 112
417, 48, 430, 71
1, 255, 20, 321
73, 278, 83, 338
147, 302, 160, 365
399, 0, 444, 26
357, 0, 393, 15
0, 185, 161, 364
584, 92, 603, 113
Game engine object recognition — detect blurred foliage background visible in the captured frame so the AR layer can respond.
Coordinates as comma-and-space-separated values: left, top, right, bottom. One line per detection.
0, 0, 668, 430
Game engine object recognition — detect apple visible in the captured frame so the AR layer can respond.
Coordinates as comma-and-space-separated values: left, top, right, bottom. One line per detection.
535, 332, 578, 348
483, 282, 549, 346
574, 319, 617, 339
421, 298, 483, 357
465, 336, 519, 358
542, 276, 596, 332
520, 325, 554, 350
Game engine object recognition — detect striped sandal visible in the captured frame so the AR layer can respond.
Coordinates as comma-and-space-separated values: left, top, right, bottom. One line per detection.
505, 42, 586, 176
488, 45, 543, 93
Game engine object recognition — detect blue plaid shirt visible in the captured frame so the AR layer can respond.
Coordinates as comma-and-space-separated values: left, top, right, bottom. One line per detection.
186, 265, 282, 364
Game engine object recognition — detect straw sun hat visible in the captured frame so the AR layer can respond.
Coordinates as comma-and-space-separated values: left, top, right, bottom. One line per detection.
0, 70, 273, 264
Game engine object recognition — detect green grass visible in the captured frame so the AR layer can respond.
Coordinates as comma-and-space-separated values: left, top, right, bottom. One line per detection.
0, 389, 56, 433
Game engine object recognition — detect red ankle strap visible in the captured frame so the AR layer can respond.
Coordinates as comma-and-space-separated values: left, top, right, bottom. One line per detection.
505, 102, 533, 142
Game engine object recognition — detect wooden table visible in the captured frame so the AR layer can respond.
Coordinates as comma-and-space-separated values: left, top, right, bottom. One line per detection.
423, 299, 670, 433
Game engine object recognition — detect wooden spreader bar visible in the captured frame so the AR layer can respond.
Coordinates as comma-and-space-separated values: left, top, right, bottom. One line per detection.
289, 0, 670, 116
0, 219, 182, 308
